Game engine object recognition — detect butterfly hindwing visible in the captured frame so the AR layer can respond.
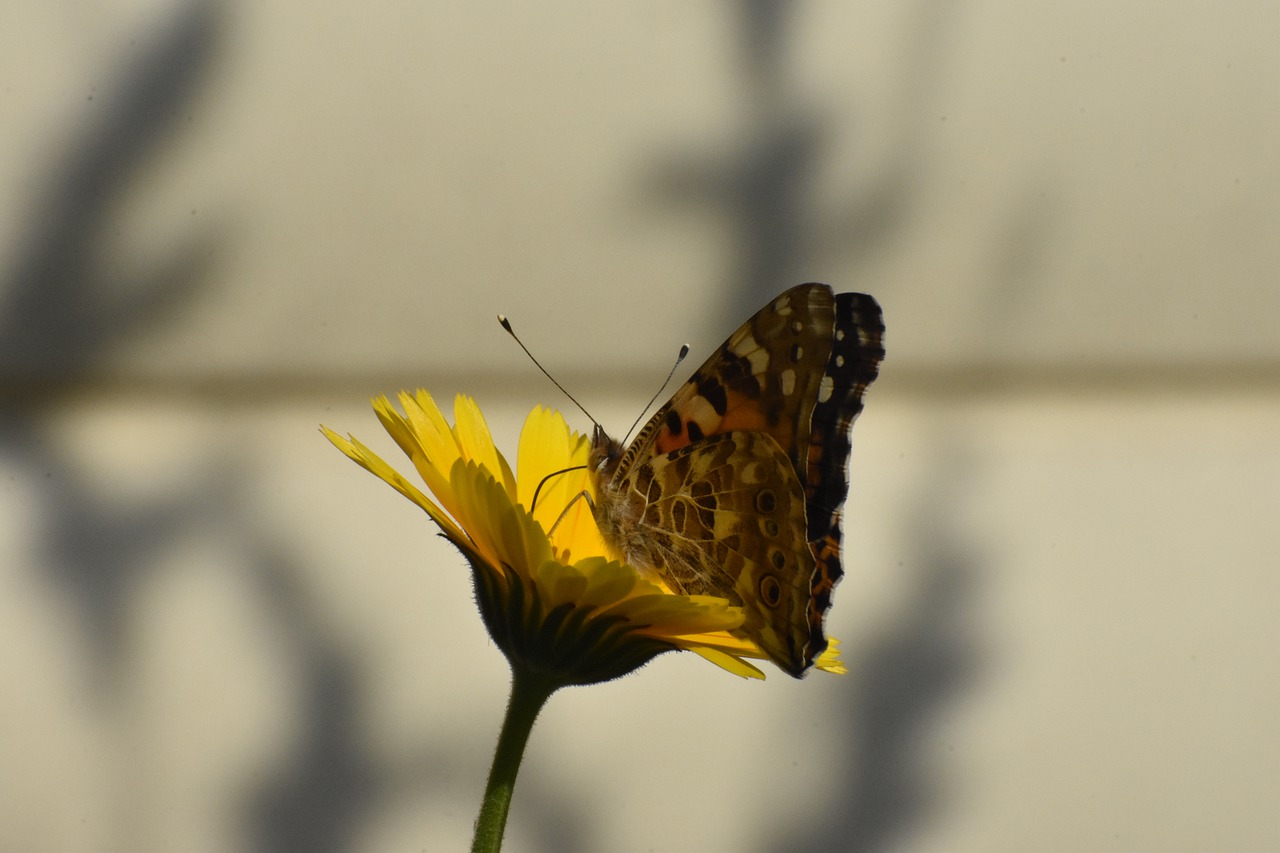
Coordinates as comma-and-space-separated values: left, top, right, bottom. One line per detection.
618, 432, 816, 675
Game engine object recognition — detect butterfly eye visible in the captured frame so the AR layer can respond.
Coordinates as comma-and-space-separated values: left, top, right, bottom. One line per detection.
595, 446, 619, 472
759, 575, 783, 608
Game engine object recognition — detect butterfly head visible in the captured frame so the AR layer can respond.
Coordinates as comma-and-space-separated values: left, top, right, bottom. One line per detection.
588, 424, 626, 483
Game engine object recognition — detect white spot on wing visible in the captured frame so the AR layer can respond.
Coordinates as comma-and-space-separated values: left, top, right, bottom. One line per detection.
818, 375, 834, 402
686, 395, 717, 425
780, 368, 796, 396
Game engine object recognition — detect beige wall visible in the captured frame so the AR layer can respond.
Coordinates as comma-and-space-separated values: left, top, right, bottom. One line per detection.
2, 2, 1277, 851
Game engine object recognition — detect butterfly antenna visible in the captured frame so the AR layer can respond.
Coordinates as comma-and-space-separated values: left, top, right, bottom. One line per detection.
622, 343, 690, 443
498, 314, 599, 426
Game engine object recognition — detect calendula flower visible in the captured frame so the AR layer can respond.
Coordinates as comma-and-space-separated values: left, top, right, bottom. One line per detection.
321, 391, 845, 850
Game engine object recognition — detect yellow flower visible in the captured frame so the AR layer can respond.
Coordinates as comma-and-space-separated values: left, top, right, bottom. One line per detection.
323, 391, 848, 682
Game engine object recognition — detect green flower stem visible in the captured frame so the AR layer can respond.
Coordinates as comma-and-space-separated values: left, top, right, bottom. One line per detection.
471, 666, 560, 853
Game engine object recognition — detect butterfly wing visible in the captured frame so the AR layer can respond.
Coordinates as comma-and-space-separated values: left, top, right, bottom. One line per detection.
594, 283, 884, 675
615, 284, 884, 662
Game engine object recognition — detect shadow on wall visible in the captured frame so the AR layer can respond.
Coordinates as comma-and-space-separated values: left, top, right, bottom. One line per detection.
645, 0, 961, 314
0, 1, 224, 383
1, 0, 226, 683
0, 3, 399, 851
0, 1, 1037, 850
0, 6, 501, 852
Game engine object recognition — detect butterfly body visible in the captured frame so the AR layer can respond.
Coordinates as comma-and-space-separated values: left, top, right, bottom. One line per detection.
588, 284, 884, 677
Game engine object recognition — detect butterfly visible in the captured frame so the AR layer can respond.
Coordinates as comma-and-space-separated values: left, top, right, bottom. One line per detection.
588, 283, 884, 676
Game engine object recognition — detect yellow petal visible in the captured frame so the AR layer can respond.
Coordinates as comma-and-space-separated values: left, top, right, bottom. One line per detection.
320, 426, 476, 558
813, 638, 847, 674
517, 408, 579, 519
569, 557, 642, 608
533, 560, 589, 608
451, 458, 553, 576
587, 579, 741, 635
453, 395, 516, 499
515, 407, 606, 562
374, 393, 457, 514
401, 390, 462, 470
688, 647, 767, 680
549, 481, 607, 563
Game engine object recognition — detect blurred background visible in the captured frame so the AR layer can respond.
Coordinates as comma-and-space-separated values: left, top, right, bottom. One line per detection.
2, 2, 1277, 851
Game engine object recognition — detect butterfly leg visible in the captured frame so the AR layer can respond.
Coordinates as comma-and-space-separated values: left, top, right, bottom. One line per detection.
530, 464, 590, 512
546, 489, 594, 539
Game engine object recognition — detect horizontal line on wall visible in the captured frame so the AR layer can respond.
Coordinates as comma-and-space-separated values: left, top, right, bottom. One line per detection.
2, 361, 1279, 407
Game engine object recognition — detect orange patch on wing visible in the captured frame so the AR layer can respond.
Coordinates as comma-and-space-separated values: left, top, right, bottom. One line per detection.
653, 388, 785, 457
717, 391, 770, 433
654, 430, 692, 455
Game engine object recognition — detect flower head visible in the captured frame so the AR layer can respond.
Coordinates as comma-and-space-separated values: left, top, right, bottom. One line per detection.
323, 391, 845, 682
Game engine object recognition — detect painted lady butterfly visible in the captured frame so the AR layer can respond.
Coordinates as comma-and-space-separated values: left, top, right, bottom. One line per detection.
589, 283, 884, 676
